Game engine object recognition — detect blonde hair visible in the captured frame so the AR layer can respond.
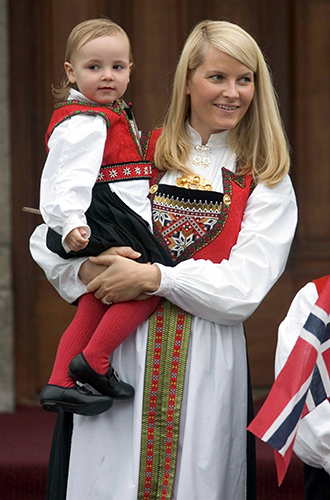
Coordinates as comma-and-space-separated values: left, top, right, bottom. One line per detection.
154, 20, 290, 187
53, 18, 133, 101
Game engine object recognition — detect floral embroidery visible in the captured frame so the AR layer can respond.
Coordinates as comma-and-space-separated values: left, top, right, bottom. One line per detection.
170, 232, 196, 258
152, 209, 172, 227
152, 190, 222, 262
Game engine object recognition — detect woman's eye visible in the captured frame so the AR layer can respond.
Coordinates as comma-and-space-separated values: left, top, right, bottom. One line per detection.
239, 76, 253, 84
210, 75, 223, 82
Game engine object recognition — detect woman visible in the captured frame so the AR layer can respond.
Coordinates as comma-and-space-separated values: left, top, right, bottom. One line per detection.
30, 20, 297, 500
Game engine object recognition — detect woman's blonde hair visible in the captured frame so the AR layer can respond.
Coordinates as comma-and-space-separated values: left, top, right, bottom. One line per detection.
154, 20, 290, 187
53, 18, 133, 101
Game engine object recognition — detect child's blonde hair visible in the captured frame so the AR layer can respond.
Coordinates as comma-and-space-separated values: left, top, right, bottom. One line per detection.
53, 18, 133, 101
154, 20, 290, 187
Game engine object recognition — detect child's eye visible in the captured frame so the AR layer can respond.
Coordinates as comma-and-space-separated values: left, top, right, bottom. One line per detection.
89, 64, 100, 71
113, 64, 124, 70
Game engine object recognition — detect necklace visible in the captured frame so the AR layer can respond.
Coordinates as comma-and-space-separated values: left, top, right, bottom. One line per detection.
192, 145, 211, 168
192, 143, 229, 170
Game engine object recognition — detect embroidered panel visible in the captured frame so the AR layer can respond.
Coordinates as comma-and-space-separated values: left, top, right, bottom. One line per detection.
96, 162, 152, 183
152, 184, 223, 262
150, 168, 246, 263
138, 300, 192, 500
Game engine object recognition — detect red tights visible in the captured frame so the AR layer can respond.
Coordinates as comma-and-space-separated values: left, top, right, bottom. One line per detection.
48, 293, 161, 387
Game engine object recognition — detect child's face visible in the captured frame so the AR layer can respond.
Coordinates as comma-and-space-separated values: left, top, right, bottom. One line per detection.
65, 33, 132, 104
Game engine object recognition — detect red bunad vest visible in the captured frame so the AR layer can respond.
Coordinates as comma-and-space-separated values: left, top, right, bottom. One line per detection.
46, 99, 152, 183
143, 128, 255, 266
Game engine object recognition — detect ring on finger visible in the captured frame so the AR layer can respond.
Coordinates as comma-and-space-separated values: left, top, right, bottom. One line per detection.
102, 298, 112, 306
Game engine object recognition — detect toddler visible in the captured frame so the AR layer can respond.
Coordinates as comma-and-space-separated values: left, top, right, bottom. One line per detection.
39, 18, 173, 416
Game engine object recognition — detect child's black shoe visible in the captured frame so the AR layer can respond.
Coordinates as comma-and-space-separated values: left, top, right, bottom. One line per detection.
69, 353, 135, 399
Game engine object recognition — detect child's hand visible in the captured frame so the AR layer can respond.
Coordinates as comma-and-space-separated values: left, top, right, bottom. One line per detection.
65, 227, 89, 252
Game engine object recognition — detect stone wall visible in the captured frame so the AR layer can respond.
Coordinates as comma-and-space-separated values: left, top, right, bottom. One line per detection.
0, 0, 14, 412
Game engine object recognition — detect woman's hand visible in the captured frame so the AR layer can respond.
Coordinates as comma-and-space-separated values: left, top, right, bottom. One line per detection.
78, 246, 142, 285
87, 254, 161, 303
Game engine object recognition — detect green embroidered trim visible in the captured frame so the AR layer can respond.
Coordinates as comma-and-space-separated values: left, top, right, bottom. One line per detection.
55, 99, 121, 115
52, 109, 112, 129
138, 300, 192, 500
116, 100, 142, 156
140, 131, 151, 159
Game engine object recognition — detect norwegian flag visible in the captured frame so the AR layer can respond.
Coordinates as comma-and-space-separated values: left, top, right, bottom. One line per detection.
248, 275, 330, 485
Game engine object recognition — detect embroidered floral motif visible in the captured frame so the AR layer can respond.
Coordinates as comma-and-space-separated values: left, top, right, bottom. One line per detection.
170, 232, 196, 258
152, 209, 172, 227
152, 192, 222, 262
97, 162, 152, 184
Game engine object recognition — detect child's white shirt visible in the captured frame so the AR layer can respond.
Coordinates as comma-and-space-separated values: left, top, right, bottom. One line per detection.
39, 89, 152, 252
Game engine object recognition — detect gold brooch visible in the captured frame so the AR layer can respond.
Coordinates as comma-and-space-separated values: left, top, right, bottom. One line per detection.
223, 194, 231, 206
176, 174, 213, 191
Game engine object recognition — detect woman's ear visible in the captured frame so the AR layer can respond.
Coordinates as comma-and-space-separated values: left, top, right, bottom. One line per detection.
186, 73, 191, 95
64, 62, 76, 84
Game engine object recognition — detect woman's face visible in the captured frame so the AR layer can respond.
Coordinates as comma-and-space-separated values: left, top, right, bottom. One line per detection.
186, 45, 255, 144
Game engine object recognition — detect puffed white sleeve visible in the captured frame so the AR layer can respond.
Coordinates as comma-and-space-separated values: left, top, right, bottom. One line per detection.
29, 224, 88, 303
155, 174, 297, 325
40, 113, 107, 251
275, 281, 330, 474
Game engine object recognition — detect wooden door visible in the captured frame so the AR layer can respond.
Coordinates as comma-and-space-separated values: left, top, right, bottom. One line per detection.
10, 0, 330, 403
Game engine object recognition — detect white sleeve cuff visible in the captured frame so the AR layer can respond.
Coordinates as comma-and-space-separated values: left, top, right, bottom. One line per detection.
153, 263, 175, 296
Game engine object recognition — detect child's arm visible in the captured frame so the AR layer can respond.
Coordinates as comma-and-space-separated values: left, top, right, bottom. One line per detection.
65, 227, 89, 252
40, 113, 107, 252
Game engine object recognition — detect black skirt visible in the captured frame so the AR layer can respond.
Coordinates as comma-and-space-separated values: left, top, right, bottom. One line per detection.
46, 183, 174, 267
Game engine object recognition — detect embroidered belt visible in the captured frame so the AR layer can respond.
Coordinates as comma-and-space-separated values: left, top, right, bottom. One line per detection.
96, 162, 152, 183
138, 300, 192, 500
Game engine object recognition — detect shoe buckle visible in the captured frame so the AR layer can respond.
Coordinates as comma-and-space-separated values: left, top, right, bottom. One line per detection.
112, 369, 121, 382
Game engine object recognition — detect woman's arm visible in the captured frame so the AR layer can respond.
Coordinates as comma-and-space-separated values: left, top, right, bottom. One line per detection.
88, 175, 297, 325
86, 255, 160, 301
30, 224, 143, 302
30, 224, 88, 303
154, 175, 297, 324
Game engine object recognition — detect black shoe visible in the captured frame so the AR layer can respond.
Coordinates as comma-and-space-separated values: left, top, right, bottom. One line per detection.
69, 353, 135, 400
39, 383, 113, 416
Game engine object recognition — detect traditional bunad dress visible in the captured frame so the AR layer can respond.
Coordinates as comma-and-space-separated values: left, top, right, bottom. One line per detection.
30, 124, 297, 500
276, 276, 330, 499
41, 88, 172, 267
